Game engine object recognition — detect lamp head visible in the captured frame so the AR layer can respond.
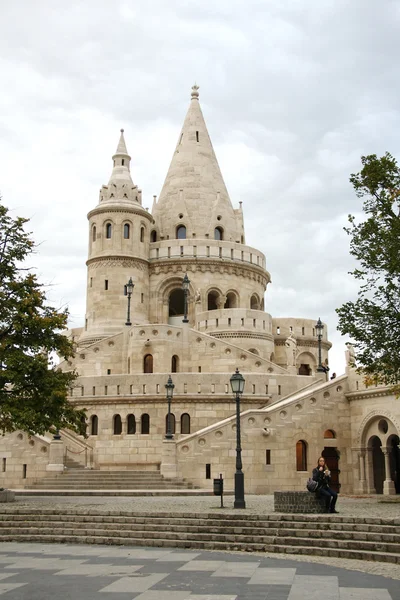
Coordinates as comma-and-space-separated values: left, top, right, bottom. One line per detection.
182, 273, 190, 291
126, 277, 135, 295
165, 375, 175, 399
230, 367, 245, 395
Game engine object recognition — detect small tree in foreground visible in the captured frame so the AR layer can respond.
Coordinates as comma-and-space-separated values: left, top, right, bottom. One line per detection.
336, 152, 400, 391
0, 199, 86, 435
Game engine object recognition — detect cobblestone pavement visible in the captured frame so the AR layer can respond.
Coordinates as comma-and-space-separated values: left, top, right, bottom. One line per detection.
3, 494, 400, 582
0, 542, 399, 600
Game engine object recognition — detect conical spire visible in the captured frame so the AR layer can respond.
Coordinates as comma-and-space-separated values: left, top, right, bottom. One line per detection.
152, 86, 242, 242
108, 128, 133, 186
115, 128, 128, 155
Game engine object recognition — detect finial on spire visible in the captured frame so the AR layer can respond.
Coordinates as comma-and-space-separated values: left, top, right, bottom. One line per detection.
120, 128, 124, 133
191, 84, 199, 99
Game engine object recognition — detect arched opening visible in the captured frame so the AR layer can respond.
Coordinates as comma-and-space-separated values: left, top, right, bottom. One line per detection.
324, 429, 336, 439
124, 223, 130, 239
224, 291, 238, 308
214, 227, 223, 240
250, 294, 259, 310
105, 223, 112, 239
248, 348, 259, 355
388, 434, 400, 493
207, 291, 219, 311
370, 435, 385, 494
296, 440, 307, 471
171, 355, 179, 373
322, 447, 340, 492
140, 227, 145, 242
143, 354, 153, 374
169, 289, 185, 317
141, 414, 150, 434
165, 413, 176, 435
80, 415, 87, 436
92, 225, 96, 242
181, 413, 190, 434
90, 415, 98, 436
113, 414, 122, 435
297, 352, 317, 376
299, 364, 312, 376
176, 225, 186, 239
127, 414, 136, 435
150, 230, 157, 242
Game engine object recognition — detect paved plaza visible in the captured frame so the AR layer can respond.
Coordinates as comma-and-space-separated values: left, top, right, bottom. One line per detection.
0, 541, 399, 600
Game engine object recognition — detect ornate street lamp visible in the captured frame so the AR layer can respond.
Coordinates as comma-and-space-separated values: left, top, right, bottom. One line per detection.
315, 317, 325, 373
230, 368, 246, 509
165, 375, 175, 440
182, 273, 190, 323
125, 277, 134, 326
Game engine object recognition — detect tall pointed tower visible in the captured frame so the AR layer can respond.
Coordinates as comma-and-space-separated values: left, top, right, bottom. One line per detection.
80, 130, 153, 344
152, 85, 244, 243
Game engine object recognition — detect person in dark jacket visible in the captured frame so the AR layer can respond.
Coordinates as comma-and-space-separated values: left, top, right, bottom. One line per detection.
312, 456, 338, 513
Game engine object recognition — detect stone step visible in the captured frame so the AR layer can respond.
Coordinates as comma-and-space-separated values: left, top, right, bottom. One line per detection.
1, 532, 399, 564
27, 483, 190, 489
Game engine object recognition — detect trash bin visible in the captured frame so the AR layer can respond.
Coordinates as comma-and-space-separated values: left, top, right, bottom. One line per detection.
213, 477, 223, 496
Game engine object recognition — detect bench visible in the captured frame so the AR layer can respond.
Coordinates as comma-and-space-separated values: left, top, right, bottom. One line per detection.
274, 491, 327, 513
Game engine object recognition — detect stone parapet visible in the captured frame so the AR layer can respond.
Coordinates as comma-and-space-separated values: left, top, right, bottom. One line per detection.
274, 491, 326, 513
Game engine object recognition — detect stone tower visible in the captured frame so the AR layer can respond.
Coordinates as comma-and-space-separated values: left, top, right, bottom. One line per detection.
81, 130, 153, 344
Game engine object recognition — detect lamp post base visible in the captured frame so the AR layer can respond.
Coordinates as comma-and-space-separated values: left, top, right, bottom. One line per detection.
234, 471, 246, 509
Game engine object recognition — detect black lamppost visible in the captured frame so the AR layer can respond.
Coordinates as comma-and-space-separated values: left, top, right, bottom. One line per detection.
125, 277, 134, 326
230, 368, 246, 509
165, 375, 175, 440
315, 317, 325, 373
182, 273, 190, 323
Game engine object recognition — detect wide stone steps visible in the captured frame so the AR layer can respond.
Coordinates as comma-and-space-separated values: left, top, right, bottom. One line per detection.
1, 510, 400, 563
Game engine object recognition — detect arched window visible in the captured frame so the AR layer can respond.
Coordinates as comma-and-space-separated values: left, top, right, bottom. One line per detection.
140, 227, 145, 242
324, 429, 336, 439
165, 413, 176, 435
143, 354, 153, 373
296, 440, 308, 471
176, 225, 186, 239
207, 291, 219, 310
106, 223, 112, 239
214, 227, 223, 240
127, 414, 136, 434
169, 289, 185, 316
171, 355, 179, 373
150, 230, 157, 242
181, 413, 190, 434
250, 294, 259, 309
113, 414, 122, 435
141, 413, 150, 434
224, 292, 238, 309
90, 415, 98, 436
124, 223, 130, 239
92, 225, 96, 242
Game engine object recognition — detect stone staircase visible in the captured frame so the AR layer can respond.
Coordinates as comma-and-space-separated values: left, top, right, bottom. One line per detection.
22, 470, 198, 494
0, 509, 399, 563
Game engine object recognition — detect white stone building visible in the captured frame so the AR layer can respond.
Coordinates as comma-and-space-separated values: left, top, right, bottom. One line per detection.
1, 87, 399, 496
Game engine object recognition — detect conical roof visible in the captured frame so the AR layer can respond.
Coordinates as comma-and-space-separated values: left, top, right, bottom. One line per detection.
153, 86, 242, 242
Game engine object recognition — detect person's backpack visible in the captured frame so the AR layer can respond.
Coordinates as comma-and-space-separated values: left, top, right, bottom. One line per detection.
306, 478, 319, 493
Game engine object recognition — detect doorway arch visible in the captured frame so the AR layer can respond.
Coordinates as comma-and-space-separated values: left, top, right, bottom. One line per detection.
322, 446, 340, 493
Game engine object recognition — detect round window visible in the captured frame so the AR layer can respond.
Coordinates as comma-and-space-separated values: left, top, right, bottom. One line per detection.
378, 419, 389, 434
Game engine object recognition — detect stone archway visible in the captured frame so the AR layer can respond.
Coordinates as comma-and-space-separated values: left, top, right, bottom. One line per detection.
369, 435, 385, 494
359, 413, 399, 495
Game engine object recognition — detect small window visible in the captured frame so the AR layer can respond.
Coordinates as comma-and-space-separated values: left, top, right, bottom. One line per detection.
171, 355, 179, 373
181, 413, 190, 434
141, 293, 144, 303
205, 464, 211, 479
92, 225, 96, 242
324, 429, 336, 439
127, 414, 136, 434
266, 449, 271, 465
91, 415, 98, 436
302, 327, 305, 335
196, 130, 199, 142
176, 225, 186, 239
150, 230, 157, 242
277, 326, 280, 335
105, 280, 108, 290
2, 458, 6, 472
278, 385, 281, 395
124, 223, 130, 239
165, 413, 176, 434
23, 464, 27, 479
113, 414, 122, 435
121, 158, 125, 166
140, 227, 145, 242
141, 413, 150, 434
90, 277, 93, 288
214, 227, 223, 240
296, 440, 307, 471
106, 223, 112, 239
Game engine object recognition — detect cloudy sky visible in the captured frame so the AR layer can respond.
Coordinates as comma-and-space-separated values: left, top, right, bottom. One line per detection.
1, 0, 399, 375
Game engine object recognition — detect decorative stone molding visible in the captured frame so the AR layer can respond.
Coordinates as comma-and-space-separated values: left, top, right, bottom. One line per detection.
87, 256, 149, 270
88, 205, 154, 222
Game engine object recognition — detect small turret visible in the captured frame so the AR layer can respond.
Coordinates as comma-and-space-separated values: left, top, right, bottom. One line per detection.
98, 130, 141, 206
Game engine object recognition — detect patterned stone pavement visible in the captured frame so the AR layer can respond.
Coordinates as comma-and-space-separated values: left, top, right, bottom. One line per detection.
0, 542, 399, 600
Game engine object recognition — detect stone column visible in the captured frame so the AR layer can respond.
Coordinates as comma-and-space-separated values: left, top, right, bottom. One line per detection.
46, 439, 65, 473
160, 439, 178, 479
383, 449, 396, 495
359, 450, 367, 493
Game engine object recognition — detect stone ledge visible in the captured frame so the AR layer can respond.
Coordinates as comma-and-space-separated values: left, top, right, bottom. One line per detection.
274, 490, 327, 514
0, 489, 15, 503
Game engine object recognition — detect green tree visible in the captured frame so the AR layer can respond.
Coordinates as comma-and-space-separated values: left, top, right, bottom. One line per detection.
0, 199, 86, 435
336, 152, 400, 390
